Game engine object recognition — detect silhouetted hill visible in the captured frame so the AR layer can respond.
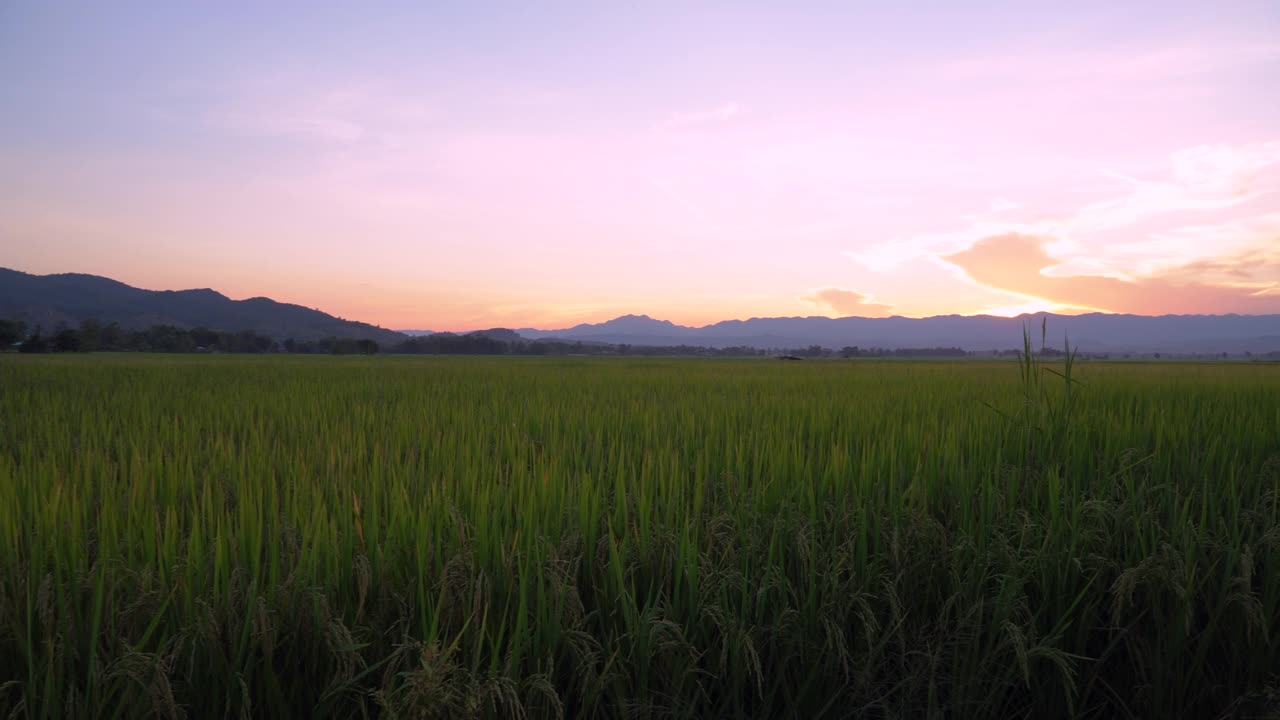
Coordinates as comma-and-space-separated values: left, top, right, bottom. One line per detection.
467, 328, 524, 343
0, 268, 405, 344
517, 312, 1280, 354
8, 267, 1276, 354
553, 314, 695, 339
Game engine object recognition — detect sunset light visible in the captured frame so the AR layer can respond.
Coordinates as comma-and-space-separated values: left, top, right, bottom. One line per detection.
4, 4, 1280, 717
3, 3, 1277, 330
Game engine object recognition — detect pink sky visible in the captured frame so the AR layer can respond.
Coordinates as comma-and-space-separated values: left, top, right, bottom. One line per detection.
2, 3, 1278, 330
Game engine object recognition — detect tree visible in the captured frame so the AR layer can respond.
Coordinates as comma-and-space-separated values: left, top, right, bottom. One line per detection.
53, 326, 83, 352
191, 327, 221, 350
0, 319, 26, 348
100, 322, 125, 350
78, 319, 102, 352
19, 327, 48, 353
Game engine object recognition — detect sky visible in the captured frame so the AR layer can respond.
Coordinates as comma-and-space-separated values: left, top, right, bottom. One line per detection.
2, 1, 1278, 330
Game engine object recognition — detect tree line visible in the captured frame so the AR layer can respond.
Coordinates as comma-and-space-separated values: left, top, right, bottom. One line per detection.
8, 318, 1273, 359
1, 319, 971, 358
394, 333, 778, 357
1, 320, 379, 355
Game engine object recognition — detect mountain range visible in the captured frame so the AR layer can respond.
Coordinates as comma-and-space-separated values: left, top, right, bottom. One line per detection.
515, 313, 1280, 354
0, 268, 405, 345
3, 268, 1277, 354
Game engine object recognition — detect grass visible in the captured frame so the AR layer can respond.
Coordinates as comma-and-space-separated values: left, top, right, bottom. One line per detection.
1, 352, 1278, 718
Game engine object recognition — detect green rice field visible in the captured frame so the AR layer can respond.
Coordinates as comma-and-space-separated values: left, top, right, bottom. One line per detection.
1, 354, 1278, 718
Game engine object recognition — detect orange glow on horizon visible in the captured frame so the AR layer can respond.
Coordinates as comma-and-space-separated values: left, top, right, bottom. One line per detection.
1, 5, 1277, 323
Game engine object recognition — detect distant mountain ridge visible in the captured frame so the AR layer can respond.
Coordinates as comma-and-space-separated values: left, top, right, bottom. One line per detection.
515, 312, 1280, 354
0, 268, 405, 345
4, 267, 1277, 354
551, 314, 693, 338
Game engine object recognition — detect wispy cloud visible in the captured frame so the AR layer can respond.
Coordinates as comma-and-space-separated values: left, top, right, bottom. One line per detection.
213, 87, 374, 143
802, 287, 892, 317
943, 233, 1278, 314
207, 74, 445, 149
1074, 142, 1280, 234
930, 43, 1280, 84
846, 140, 1280, 313
220, 111, 367, 143
988, 196, 1020, 213
658, 102, 741, 130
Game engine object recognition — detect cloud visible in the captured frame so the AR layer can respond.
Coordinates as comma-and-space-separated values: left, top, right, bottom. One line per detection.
213, 86, 376, 143
220, 111, 366, 143
943, 233, 1279, 314
209, 75, 444, 149
989, 196, 1020, 213
659, 102, 740, 129
802, 287, 893, 317
1074, 142, 1280, 234
845, 220, 1027, 273
849, 141, 1280, 275
930, 44, 1280, 85
1075, 211, 1280, 279
846, 140, 1280, 314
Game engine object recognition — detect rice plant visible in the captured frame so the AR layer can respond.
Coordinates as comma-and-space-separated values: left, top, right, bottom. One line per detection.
0, 353, 1277, 718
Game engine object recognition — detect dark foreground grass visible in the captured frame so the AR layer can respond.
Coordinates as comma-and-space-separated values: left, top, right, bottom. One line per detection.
0, 354, 1277, 718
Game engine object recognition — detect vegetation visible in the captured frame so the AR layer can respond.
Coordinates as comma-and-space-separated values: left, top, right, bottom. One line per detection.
3, 319, 983, 358
0, 352, 1277, 718
6, 322, 381, 356
0, 320, 26, 348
